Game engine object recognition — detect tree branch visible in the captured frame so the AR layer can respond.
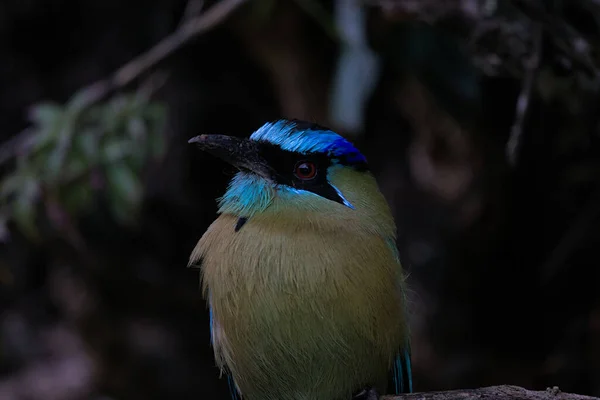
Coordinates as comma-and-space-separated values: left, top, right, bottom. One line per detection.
383, 385, 600, 400
0, 0, 248, 166
368, 0, 600, 80
506, 23, 543, 168
112, 0, 247, 93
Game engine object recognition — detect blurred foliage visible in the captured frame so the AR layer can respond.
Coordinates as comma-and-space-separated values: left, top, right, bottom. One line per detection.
0, 90, 166, 242
0, 0, 599, 399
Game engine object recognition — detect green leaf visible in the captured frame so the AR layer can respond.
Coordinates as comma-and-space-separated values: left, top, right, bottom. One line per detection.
63, 157, 88, 182
102, 96, 131, 134
44, 147, 67, 183
44, 111, 77, 183
29, 127, 59, 156
148, 129, 165, 159
104, 164, 142, 224
101, 138, 135, 163
0, 173, 24, 199
143, 103, 167, 159
2, 92, 169, 236
127, 117, 147, 141
144, 102, 167, 124
26, 103, 67, 158
12, 177, 41, 240
28, 102, 63, 127
75, 128, 99, 162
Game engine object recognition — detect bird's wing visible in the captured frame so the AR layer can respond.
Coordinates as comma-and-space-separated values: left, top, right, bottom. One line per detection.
384, 238, 413, 393
194, 247, 243, 399
390, 346, 413, 394
226, 372, 242, 400
209, 305, 243, 400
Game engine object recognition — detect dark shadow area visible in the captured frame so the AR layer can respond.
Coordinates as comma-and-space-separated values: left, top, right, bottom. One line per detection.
1, 1, 599, 399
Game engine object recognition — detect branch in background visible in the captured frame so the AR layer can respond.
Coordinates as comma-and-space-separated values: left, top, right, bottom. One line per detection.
368, 0, 600, 80
329, 0, 381, 136
506, 23, 542, 167
383, 385, 600, 400
513, 0, 600, 80
367, 0, 600, 169
0, 0, 248, 166
363, 0, 485, 23
180, 0, 206, 23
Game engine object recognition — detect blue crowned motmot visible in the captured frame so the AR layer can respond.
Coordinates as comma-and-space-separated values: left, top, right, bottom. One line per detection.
188, 119, 412, 400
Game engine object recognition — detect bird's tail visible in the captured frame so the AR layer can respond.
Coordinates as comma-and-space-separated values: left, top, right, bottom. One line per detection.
390, 347, 413, 394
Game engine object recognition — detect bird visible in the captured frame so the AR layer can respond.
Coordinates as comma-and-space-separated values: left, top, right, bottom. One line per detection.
188, 119, 412, 400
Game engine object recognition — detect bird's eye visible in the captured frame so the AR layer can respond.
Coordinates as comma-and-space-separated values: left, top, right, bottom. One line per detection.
294, 161, 317, 180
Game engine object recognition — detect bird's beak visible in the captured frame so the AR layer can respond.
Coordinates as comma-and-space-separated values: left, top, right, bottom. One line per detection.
189, 134, 273, 180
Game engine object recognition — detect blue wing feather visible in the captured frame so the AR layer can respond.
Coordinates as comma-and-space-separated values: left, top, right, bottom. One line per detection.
227, 374, 242, 400
208, 305, 214, 345
391, 347, 413, 394
209, 304, 243, 399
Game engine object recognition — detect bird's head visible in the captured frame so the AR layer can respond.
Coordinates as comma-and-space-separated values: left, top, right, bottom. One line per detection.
189, 119, 393, 231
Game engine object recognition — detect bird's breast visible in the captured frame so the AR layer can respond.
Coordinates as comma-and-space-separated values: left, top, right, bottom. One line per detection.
193, 212, 407, 399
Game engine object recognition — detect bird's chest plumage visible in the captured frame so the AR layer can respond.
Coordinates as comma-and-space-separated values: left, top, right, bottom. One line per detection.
193, 213, 406, 400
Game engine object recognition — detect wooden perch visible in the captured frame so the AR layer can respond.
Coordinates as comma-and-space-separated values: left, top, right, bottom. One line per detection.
382, 385, 600, 400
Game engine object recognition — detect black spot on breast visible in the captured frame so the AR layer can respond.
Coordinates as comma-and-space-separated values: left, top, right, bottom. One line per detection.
235, 217, 248, 232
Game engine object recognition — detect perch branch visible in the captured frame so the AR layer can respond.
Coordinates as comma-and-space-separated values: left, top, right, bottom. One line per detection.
0, 0, 248, 166
383, 385, 600, 400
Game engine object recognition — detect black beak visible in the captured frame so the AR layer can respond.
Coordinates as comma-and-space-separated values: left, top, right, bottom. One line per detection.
188, 134, 273, 180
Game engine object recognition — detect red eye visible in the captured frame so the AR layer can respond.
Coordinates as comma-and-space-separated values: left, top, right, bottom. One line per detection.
294, 161, 317, 180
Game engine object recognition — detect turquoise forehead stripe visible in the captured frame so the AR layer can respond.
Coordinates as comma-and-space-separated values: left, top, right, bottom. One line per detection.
250, 120, 367, 163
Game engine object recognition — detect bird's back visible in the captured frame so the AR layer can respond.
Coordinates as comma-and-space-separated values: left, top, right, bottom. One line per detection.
194, 210, 408, 400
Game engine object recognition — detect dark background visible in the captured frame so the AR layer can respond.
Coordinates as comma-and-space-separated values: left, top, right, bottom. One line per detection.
1, 1, 599, 399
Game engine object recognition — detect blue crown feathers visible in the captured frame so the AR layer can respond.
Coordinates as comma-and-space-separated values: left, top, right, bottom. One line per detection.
250, 120, 367, 165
